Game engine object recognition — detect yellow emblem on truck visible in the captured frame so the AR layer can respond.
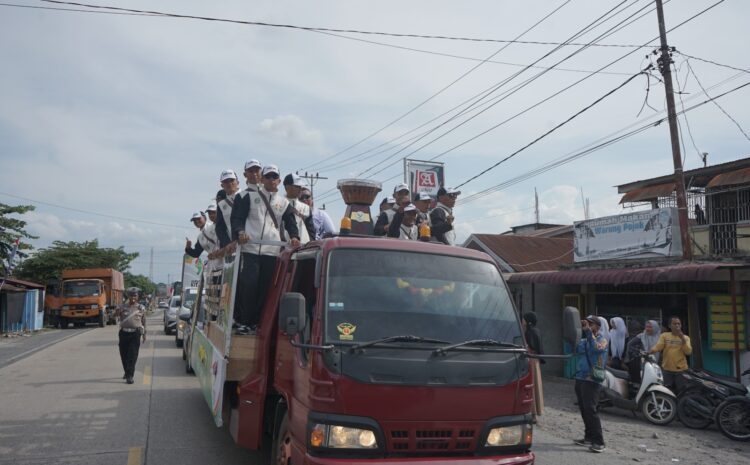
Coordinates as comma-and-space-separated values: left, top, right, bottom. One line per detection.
337, 323, 357, 340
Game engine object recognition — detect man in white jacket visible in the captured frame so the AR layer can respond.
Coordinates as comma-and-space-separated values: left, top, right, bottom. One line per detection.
283, 173, 315, 245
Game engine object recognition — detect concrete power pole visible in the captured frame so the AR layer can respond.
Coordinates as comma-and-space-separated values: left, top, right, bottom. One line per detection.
655, 0, 692, 261
296, 172, 328, 199
149, 247, 154, 283
534, 188, 540, 224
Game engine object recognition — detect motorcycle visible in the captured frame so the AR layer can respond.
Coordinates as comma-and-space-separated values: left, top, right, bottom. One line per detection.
676, 368, 748, 429
714, 368, 750, 442
600, 352, 677, 425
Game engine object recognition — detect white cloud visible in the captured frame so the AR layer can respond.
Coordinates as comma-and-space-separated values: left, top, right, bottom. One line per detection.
259, 115, 325, 152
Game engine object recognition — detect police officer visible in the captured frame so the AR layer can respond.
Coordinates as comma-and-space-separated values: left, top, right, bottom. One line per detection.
430, 186, 460, 245
117, 287, 146, 384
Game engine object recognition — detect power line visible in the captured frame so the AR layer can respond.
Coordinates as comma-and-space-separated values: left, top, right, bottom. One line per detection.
677, 52, 750, 75
454, 71, 646, 189
685, 60, 750, 142
0, 192, 189, 230
304, 0, 576, 172
38, 0, 645, 48
0, 1, 156, 16
459, 77, 750, 205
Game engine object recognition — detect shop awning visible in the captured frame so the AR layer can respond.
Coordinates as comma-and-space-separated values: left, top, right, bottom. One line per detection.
619, 182, 675, 204
506, 262, 740, 285
706, 166, 750, 189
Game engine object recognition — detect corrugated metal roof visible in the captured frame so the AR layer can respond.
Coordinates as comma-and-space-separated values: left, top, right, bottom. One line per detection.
0, 277, 44, 290
706, 166, 750, 188
506, 262, 742, 285
464, 235, 572, 272
619, 182, 675, 204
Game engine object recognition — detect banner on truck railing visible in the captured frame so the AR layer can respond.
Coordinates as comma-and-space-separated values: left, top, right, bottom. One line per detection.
405, 159, 445, 200
181, 254, 204, 289
573, 208, 683, 262
192, 326, 227, 427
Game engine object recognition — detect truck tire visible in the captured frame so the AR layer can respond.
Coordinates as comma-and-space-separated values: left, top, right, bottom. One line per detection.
271, 415, 292, 465
59, 318, 68, 329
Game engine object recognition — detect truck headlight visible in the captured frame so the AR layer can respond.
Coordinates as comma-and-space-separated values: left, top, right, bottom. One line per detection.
90, 304, 99, 309
310, 424, 378, 449
485, 424, 532, 447
62, 305, 70, 311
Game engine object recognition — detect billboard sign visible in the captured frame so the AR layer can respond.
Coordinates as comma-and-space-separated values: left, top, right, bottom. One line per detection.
573, 208, 683, 262
405, 159, 445, 199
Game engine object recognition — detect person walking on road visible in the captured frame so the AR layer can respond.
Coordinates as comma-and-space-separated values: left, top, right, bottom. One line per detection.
117, 287, 146, 384
574, 315, 608, 453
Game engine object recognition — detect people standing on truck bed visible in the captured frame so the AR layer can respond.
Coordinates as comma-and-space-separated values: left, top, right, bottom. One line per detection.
230, 164, 300, 334
379, 196, 395, 214
185, 204, 221, 272
214, 169, 241, 248
430, 187, 460, 245
414, 192, 432, 229
283, 173, 315, 245
117, 287, 146, 385
243, 159, 262, 192
374, 183, 411, 236
387, 203, 420, 240
300, 187, 336, 240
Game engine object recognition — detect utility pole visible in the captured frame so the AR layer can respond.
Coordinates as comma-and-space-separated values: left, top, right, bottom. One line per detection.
655, 0, 692, 261
534, 188, 540, 224
149, 246, 154, 284
296, 171, 328, 199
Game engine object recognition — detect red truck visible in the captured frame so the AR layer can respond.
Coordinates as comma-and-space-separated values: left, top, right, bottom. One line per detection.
187, 236, 578, 464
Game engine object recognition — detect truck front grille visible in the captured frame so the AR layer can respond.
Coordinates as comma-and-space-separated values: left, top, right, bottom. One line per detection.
387, 427, 478, 453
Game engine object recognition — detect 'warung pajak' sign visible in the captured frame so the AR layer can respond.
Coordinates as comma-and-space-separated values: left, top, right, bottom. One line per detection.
573, 208, 683, 262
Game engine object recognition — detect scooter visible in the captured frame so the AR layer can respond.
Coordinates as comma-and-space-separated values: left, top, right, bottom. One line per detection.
600, 352, 677, 425
677, 368, 749, 429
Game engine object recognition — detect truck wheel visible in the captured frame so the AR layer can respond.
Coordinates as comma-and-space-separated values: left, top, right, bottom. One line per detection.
59, 318, 67, 329
271, 416, 292, 465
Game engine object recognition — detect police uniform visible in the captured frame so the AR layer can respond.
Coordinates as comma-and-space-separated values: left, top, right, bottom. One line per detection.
230, 165, 300, 328
118, 291, 146, 384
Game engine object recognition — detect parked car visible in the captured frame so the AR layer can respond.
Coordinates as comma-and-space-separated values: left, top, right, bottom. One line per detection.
163, 295, 181, 335
175, 288, 199, 347
158, 301, 169, 309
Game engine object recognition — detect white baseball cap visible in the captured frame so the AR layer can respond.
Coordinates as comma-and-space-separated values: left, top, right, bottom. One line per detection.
262, 165, 280, 176
416, 192, 432, 201
244, 159, 262, 170
403, 203, 418, 213
190, 212, 204, 221
438, 186, 461, 196
220, 169, 238, 182
393, 183, 410, 194
205, 201, 217, 212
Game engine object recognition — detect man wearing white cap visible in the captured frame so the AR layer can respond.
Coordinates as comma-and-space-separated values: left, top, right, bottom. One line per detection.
414, 192, 432, 229
243, 159, 263, 190
374, 184, 410, 236
430, 186, 460, 245
283, 173, 315, 245
214, 169, 240, 248
185, 204, 221, 272
300, 187, 336, 240
230, 164, 300, 332
387, 203, 420, 240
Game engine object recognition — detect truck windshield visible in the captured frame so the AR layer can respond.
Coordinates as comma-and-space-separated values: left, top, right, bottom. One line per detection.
324, 249, 521, 346
63, 281, 100, 297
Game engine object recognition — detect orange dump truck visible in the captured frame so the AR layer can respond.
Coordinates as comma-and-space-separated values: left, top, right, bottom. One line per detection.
56, 268, 124, 328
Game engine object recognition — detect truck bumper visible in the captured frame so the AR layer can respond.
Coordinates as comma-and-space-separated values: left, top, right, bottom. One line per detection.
61, 309, 99, 318
303, 453, 534, 465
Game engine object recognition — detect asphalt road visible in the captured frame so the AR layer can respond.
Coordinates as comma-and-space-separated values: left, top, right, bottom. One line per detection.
0, 313, 266, 465
0, 327, 92, 369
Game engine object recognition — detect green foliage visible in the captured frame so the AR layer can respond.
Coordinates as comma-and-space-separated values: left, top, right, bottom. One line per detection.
125, 272, 156, 296
0, 203, 37, 274
15, 240, 139, 284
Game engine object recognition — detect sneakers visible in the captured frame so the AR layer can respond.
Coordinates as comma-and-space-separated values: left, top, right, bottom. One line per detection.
125, 377, 134, 384
573, 438, 592, 446
234, 324, 259, 335
589, 443, 606, 453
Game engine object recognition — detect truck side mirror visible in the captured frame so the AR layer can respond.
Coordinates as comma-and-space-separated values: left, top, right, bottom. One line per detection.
279, 292, 307, 337
562, 306, 582, 349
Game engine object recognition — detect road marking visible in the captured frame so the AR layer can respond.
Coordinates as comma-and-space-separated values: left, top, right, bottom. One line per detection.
127, 447, 142, 465
143, 365, 152, 385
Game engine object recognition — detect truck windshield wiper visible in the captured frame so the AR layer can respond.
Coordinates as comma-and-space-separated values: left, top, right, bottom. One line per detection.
350, 335, 449, 351
433, 339, 523, 356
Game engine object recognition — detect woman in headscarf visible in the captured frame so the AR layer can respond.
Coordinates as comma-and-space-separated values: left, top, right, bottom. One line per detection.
639, 320, 662, 363
597, 317, 610, 343
608, 317, 627, 369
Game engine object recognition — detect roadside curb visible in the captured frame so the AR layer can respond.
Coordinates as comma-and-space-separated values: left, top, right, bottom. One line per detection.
1, 328, 93, 368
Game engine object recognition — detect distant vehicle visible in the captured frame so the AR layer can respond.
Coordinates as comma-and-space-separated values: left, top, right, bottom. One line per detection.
158, 301, 169, 309
51, 268, 124, 328
175, 288, 199, 347
163, 295, 181, 335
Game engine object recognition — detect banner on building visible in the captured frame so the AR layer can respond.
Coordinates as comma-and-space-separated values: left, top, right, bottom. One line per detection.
573, 208, 683, 262
708, 295, 748, 351
181, 254, 204, 289
405, 159, 445, 199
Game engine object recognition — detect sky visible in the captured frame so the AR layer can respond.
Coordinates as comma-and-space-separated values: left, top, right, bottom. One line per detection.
1, 0, 749, 283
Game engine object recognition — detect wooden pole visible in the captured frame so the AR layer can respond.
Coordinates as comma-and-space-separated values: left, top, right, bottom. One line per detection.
729, 268, 741, 382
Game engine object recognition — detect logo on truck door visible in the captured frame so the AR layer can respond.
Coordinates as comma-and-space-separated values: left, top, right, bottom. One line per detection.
337, 322, 357, 340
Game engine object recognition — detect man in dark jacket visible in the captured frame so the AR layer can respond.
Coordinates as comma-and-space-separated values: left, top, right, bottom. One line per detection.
430, 187, 460, 245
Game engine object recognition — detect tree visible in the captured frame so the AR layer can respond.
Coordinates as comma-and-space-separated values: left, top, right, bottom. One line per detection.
125, 272, 156, 296
15, 240, 139, 284
0, 203, 37, 275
